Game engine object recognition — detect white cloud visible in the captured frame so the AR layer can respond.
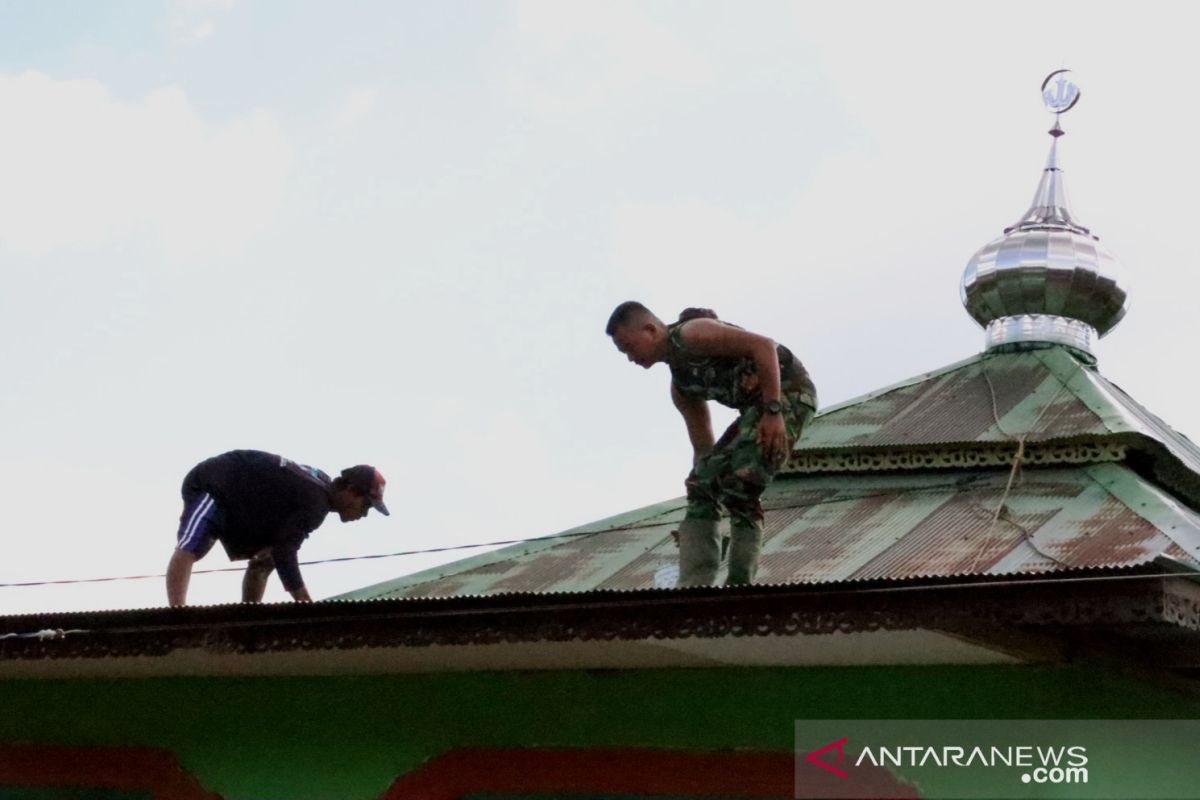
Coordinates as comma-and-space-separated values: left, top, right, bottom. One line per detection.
169, 0, 238, 46
333, 86, 380, 131
177, 21, 215, 45
0, 70, 293, 261
500, 0, 714, 114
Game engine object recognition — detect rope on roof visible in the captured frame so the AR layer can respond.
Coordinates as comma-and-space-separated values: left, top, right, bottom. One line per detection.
973, 358, 1078, 571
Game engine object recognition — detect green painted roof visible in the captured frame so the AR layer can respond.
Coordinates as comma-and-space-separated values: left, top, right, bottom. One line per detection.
797, 345, 1197, 453
335, 345, 1200, 601
334, 462, 1200, 600
788, 344, 1200, 508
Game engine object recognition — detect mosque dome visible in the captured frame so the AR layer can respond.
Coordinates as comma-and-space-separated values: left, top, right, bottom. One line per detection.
960, 71, 1128, 357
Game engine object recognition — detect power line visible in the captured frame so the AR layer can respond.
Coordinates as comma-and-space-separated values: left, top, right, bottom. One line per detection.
0, 503, 689, 590
0, 478, 1074, 591
3, 473, 1195, 591
0, 527, 625, 589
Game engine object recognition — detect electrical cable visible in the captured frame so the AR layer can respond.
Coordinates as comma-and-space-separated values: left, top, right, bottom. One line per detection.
0, 431, 1188, 593
0, 482, 996, 591
0, 529, 619, 589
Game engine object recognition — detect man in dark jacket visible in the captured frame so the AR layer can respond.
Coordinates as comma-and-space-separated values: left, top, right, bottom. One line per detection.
166, 449, 388, 605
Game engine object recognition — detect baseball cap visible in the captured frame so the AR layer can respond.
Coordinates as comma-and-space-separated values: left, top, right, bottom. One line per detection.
340, 465, 389, 516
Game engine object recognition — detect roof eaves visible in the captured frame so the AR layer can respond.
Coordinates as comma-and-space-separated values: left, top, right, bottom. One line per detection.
3, 566, 1196, 668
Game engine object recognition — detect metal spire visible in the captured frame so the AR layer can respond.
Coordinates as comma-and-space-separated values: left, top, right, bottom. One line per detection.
1006, 135, 1088, 234
960, 70, 1129, 358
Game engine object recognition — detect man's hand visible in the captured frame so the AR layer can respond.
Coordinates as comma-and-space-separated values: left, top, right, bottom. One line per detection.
757, 412, 789, 466
290, 587, 313, 603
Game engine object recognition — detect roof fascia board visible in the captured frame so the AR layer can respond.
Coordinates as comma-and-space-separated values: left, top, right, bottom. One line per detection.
2, 571, 1190, 669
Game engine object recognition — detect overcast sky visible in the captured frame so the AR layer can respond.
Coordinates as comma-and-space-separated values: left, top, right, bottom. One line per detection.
2, 1, 1198, 613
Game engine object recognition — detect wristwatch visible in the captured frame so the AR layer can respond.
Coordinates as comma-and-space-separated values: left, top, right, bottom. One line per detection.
763, 399, 784, 415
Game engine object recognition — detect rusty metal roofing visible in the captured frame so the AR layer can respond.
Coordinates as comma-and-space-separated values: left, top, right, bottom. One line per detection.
335, 463, 1200, 600
333, 344, 1200, 602
796, 345, 1200, 461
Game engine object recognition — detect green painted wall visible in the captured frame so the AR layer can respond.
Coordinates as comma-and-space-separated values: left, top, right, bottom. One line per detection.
1, 664, 1198, 799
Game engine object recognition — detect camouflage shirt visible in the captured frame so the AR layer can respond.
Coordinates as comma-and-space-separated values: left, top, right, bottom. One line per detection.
666, 320, 817, 411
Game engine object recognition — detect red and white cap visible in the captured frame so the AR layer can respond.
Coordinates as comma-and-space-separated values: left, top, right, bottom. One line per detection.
340, 465, 389, 516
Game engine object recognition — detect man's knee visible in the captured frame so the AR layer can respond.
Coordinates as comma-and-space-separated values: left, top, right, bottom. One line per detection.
685, 476, 722, 522
169, 548, 199, 567
718, 466, 768, 525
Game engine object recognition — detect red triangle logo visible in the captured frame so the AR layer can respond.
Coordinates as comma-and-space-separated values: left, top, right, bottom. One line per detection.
805, 736, 849, 778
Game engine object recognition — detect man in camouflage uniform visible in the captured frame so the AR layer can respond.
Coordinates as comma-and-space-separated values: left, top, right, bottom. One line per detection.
606, 302, 817, 586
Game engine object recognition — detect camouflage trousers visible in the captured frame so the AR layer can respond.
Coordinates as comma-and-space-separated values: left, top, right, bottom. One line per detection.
684, 393, 814, 528
678, 393, 814, 586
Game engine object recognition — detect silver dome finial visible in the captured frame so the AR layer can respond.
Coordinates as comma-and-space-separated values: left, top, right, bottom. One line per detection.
961, 70, 1128, 359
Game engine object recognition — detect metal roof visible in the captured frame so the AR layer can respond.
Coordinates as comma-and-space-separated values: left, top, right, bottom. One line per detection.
796, 346, 1189, 451
789, 345, 1200, 508
336, 463, 1200, 600
334, 344, 1200, 601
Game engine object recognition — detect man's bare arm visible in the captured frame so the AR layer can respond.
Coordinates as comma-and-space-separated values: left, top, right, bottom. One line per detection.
672, 383, 714, 465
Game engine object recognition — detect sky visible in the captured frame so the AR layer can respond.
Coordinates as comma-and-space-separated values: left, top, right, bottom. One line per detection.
3, 0, 1200, 613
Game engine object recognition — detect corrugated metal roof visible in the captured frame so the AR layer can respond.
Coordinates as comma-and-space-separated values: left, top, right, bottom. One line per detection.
336, 463, 1200, 600
796, 346, 1200, 462
334, 344, 1200, 602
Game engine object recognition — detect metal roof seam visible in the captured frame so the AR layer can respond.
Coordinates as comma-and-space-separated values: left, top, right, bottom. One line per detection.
1082, 463, 1200, 568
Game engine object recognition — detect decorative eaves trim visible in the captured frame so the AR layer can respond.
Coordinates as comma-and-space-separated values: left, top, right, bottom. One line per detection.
1160, 577, 1200, 631
785, 440, 1126, 474
0, 572, 1192, 664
